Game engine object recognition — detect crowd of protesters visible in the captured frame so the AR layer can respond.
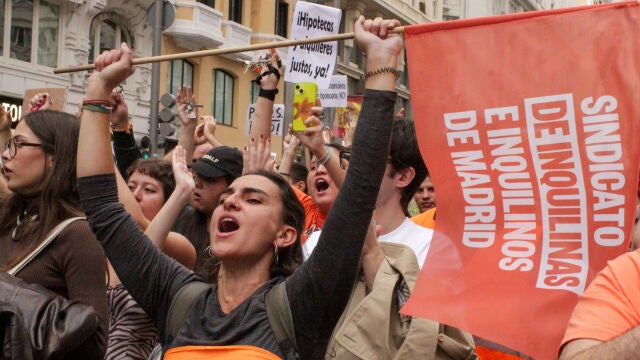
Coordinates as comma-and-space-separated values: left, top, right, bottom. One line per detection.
1, 14, 640, 360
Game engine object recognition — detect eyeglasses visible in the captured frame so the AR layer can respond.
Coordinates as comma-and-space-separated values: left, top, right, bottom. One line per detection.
4, 137, 43, 159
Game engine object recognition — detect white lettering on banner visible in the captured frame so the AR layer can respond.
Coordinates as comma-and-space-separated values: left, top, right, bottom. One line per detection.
488, 127, 537, 272
526, 94, 589, 294
443, 92, 627, 295
450, 149, 496, 248
581, 96, 626, 247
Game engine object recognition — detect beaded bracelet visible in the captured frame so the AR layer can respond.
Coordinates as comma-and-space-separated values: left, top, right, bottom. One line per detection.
316, 146, 332, 165
362, 66, 400, 82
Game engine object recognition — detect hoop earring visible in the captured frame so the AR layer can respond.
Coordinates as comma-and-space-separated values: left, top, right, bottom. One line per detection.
274, 244, 279, 265
205, 246, 214, 257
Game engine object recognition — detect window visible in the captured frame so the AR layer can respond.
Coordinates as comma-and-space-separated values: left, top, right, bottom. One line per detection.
229, 0, 242, 23
168, 60, 194, 95
212, 69, 234, 126
88, 13, 133, 64
250, 80, 259, 104
2, 0, 59, 66
198, 0, 214, 7
275, 1, 288, 38
37, 1, 58, 66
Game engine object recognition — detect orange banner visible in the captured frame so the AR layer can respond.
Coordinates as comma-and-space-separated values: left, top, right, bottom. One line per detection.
402, 3, 640, 359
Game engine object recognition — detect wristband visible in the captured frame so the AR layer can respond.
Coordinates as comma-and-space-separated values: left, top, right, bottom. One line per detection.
316, 146, 332, 166
82, 103, 112, 114
258, 88, 279, 101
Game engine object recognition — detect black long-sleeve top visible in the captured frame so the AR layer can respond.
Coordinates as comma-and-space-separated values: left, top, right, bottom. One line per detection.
77, 89, 396, 359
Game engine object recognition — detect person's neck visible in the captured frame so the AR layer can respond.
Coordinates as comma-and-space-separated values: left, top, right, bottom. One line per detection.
374, 201, 407, 236
217, 262, 271, 313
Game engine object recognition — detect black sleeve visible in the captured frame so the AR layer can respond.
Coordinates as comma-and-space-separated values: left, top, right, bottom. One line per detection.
77, 174, 197, 338
112, 130, 141, 177
285, 89, 397, 358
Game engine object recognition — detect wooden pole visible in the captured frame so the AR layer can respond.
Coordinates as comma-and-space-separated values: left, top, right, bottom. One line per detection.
53, 27, 404, 74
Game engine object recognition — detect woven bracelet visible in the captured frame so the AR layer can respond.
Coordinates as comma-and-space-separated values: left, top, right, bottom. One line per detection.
82, 103, 112, 114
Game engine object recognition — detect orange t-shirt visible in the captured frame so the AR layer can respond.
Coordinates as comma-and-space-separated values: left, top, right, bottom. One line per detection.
293, 186, 327, 244
164, 345, 280, 359
561, 249, 640, 349
411, 207, 436, 230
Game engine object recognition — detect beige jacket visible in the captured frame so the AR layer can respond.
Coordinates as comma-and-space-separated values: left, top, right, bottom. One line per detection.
325, 243, 477, 360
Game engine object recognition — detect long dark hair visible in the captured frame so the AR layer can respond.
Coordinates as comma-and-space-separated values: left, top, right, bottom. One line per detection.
210, 169, 304, 279
0, 111, 83, 264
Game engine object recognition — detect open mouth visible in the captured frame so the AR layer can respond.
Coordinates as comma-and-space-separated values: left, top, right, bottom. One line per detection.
218, 217, 239, 233
315, 178, 329, 193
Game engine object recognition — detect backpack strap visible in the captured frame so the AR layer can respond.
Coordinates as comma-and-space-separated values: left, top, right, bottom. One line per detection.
8, 216, 85, 276
163, 280, 299, 359
265, 281, 299, 360
164, 281, 210, 343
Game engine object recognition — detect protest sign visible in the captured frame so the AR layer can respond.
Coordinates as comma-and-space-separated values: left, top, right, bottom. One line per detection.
318, 75, 348, 108
246, 103, 285, 136
402, 3, 640, 359
284, 1, 341, 88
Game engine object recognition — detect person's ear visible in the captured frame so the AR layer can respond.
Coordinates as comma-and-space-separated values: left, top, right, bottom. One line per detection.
46, 154, 55, 169
395, 166, 415, 188
275, 225, 297, 248
294, 180, 306, 193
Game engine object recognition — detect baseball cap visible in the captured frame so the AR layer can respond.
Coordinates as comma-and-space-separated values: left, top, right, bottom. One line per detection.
188, 146, 243, 180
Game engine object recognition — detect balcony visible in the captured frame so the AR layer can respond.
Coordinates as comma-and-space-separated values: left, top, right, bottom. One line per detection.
219, 20, 253, 62
164, 2, 225, 51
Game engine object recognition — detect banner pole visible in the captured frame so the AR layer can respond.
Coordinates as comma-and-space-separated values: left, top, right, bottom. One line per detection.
53, 27, 405, 74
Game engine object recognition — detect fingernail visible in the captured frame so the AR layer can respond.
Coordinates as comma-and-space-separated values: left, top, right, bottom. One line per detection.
250, 137, 254, 143
244, 146, 248, 151
260, 134, 264, 140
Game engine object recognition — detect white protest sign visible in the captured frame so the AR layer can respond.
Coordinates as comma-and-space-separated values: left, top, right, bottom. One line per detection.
318, 75, 348, 108
246, 104, 285, 136
284, 1, 341, 89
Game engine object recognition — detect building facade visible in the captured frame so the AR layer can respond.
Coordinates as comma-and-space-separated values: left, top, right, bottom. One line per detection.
2, 0, 588, 154
1, 0, 440, 154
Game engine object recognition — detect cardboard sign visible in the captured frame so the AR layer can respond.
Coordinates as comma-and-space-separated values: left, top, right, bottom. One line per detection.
402, 3, 640, 359
22, 88, 68, 112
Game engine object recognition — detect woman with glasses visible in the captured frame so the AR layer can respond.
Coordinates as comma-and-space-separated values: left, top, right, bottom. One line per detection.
0, 110, 108, 358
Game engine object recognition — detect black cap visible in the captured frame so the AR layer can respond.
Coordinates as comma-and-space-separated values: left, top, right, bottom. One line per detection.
188, 146, 243, 180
